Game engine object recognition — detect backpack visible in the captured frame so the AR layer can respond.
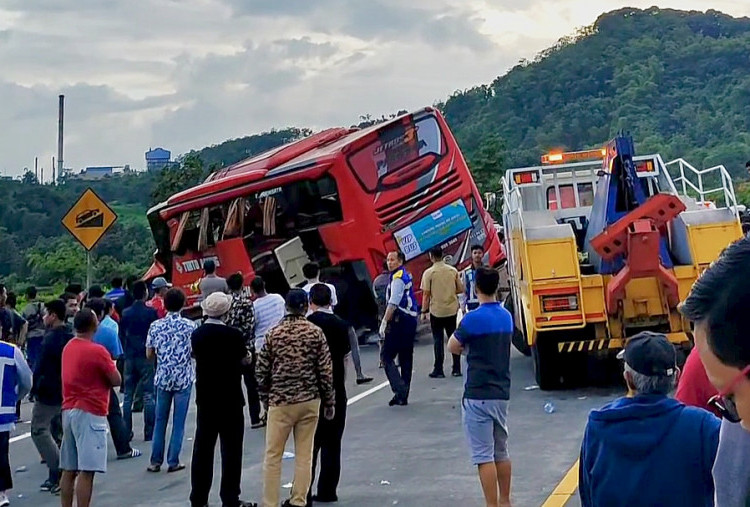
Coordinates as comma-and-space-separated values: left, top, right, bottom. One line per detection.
26, 302, 45, 339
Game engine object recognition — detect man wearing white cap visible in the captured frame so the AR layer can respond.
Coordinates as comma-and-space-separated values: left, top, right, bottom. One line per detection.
190, 293, 256, 507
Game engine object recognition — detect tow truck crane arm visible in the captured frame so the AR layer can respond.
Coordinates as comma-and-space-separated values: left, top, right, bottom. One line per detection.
585, 134, 686, 315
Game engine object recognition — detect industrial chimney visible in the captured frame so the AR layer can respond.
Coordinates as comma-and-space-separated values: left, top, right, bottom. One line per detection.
57, 94, 64, 185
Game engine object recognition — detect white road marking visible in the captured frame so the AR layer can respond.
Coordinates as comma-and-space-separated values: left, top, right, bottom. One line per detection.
347, 380, 389, 405
10, 432, 30, 443
9, 383, 389, 445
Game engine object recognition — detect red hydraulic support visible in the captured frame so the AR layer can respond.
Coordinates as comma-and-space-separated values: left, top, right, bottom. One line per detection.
591, 194, 685, 315
590, 193, 686, 261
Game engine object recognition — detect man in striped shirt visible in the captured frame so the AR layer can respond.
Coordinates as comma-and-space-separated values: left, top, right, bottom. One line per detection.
250, 277, 285, 352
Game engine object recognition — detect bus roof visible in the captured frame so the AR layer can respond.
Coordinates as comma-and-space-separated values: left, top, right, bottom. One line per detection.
164, 107, 437, 209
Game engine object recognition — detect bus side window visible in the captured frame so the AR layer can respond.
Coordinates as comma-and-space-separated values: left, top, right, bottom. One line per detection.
173, 210, 201, 255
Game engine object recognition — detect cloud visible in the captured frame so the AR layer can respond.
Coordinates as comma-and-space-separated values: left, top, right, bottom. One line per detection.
1, 0, 750, 177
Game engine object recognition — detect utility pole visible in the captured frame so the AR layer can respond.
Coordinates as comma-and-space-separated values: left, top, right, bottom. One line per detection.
34, 157, 38, 182
52, 157, 56, 185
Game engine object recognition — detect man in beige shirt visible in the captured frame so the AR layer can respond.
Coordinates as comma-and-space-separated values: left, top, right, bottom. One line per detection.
421, 246, 464, 378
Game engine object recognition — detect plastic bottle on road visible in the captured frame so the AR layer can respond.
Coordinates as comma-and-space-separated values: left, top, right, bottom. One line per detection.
543, 401, 556, 414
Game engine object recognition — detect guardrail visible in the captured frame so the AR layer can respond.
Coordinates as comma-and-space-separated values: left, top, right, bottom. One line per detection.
665, 158, 740, 219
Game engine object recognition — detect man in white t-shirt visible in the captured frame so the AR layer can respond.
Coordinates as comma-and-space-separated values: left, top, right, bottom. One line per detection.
250, 277, 285, 352
301, 263, 338, 308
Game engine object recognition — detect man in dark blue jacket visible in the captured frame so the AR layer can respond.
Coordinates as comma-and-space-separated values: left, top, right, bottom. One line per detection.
579, 331, 720, 507
119, 281, 158, 442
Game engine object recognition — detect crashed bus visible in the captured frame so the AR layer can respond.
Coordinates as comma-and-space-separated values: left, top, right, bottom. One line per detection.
146, 107, 505, 333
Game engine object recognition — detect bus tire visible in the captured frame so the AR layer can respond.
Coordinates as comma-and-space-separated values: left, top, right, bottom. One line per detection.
532, 338, 562, 390
505, 294, 531, 357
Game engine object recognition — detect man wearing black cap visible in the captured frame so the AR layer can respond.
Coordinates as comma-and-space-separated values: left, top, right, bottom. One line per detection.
257, 289, 334, 507
579, 331, 720, 507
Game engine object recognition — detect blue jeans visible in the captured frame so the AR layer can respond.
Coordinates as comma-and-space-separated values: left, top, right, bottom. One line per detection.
123, 356, 155, 441
150, 386, 192, 468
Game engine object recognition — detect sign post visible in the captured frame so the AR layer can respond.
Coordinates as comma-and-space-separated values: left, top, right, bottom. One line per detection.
61, 188, 118, 290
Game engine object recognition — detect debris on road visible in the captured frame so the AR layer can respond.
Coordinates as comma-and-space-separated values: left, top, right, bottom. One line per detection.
524, 385, 540, 391
543, 401, 556, 414
380, 480, 391, 486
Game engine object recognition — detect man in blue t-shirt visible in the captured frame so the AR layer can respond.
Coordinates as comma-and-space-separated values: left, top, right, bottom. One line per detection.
448, 267, 512, 507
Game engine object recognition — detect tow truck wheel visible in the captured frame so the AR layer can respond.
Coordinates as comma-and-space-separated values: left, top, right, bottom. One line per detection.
505, 294, 531, 357
532, 338, 562, 390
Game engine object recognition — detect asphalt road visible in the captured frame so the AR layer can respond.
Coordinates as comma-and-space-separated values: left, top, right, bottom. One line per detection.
6, 335, 622, 506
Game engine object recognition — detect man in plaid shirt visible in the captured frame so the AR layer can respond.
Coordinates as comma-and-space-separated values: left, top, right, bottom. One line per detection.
226, 273, 263, 428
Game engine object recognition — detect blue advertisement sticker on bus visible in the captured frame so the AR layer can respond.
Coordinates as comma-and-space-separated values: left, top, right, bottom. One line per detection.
394, 199, 472, 260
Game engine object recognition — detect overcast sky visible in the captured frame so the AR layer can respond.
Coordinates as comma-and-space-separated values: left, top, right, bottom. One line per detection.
1, 1, 748, 178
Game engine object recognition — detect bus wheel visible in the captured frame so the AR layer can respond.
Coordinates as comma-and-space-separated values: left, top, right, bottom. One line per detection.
532, 338, 562, 390
505, 294, 531, 357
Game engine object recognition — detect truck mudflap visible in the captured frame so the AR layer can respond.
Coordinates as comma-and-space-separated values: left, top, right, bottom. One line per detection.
556, 332, 690, 353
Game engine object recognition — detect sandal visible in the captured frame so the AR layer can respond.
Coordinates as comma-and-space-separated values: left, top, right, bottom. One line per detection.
147, 464, 161, 473
167, 464, 186, 473
117, 448, 143, 460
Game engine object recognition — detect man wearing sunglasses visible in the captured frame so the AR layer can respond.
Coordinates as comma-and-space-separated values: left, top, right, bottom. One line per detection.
579, 331, 720, 507
681, 237, 750, 507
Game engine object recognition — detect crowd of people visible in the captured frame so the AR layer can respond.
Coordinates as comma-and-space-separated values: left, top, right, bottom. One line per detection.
0, 255, 392, 507
5, 234, 750, 507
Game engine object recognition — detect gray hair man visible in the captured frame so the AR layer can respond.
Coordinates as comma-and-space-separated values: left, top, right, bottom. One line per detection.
579, 332, 720, 507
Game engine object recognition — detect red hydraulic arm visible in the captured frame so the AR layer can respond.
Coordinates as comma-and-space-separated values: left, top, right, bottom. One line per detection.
590, 194, 686, 315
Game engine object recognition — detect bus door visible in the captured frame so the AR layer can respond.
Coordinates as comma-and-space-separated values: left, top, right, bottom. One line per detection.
274, 237, 312, 288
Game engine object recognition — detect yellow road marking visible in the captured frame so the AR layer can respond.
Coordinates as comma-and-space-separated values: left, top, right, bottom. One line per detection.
541, 460, 579, 507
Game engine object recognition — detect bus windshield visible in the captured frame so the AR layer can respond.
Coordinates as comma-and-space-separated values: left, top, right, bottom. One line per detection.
346, 114, 445, 193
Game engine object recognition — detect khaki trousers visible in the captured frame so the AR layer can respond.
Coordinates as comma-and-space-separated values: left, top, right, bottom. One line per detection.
263, 399, 321, 507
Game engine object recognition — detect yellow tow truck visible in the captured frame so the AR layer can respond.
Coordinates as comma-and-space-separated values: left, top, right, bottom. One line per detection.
499, 135, 742, 389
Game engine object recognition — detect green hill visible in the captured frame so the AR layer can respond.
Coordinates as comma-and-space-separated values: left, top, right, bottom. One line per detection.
3, 7, 750, 291
442, 7, 750, 185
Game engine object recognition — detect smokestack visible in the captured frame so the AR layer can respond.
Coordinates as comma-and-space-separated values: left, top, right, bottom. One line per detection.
41, 167, 44, 185
57, 94, 64, 185
52, 157, 56, 185
34, 157, 38, 181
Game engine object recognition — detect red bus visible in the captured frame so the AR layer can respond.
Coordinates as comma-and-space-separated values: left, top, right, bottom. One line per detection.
146, 107, 505, 331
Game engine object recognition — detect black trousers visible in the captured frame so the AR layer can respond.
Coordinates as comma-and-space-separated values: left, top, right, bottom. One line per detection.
308, 399, 347, 503
190, 405, 245, 507
107, 388, 132, 456
242, 358, 262, 425
0, 431, 11, 491
430, 314, 460, 374
382, 312, 417, 401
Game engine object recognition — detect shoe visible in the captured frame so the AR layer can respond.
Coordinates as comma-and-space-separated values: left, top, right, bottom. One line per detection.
40, 479, 55, 491
117, 448, 142, 460
251, 418, 266, 429
356, 377, 373, 385
147, 464, 161, 473
312, 494, 339, 502
452, 371, 462, 377
389, 396, 407, 407
50, 483, 61, 495
429, 371, 445, 379
0, 491, 9, 507
167, 464, 186, 473
223, 501, 257, 507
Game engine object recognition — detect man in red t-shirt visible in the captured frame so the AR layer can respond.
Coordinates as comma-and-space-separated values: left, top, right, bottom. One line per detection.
59, 309, 121, 507
675, 346, 721, 417
146, 277, 170, 319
